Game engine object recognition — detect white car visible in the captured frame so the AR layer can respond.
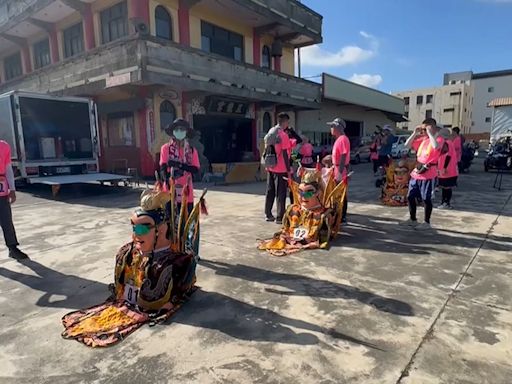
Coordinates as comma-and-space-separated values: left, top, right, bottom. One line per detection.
391, 135, 410, 158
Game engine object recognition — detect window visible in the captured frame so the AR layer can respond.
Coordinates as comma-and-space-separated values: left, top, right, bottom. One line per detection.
4, 52, 22, 80
262, 112, 272, 133
107, 113, 134, 146
416, 95, 423, 105
485, 117, 491, 123
444, 108, 455, 112
63, 22, 84, 58
450, 91, 461, 96
425, 110, 432, 119
404, 97, 409, 105
262, 45, 271, 69
155, 5, 172, 41
159, 100, 176, 131
488, 86, 494, 93
200, 21, 244, 62
33, 38, 51, 69
101, 1, 128, 44
404, 111, 409, 118
426, 94, 433, 103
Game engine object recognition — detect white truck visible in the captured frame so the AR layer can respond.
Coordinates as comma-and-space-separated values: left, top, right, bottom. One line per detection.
0, 91, 129, 196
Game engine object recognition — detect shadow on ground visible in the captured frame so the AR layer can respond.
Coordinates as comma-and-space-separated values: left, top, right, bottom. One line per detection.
201, 260, 414, 317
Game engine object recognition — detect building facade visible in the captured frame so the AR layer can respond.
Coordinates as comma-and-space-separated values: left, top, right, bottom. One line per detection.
297, 73, 405, 148
393, 83, 472, 133
0, 0, 322, 181
444, 69, 512, 134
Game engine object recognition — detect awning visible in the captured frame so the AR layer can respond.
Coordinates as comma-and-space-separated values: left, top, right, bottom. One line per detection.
488, 97, 512, 107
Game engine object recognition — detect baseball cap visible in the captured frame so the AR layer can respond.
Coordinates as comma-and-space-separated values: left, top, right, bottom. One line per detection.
326, 118, 346, 129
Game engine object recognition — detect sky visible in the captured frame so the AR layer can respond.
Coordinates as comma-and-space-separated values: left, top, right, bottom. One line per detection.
298, 0, 512, 93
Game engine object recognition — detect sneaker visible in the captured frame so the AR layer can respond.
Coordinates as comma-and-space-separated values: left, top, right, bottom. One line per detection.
275, 219, 283, 225
437, 203, 448, 209
265, 216, 275, 222
8, 247, 29, 261
400, 219, 418, 227
415, 222, 432, 230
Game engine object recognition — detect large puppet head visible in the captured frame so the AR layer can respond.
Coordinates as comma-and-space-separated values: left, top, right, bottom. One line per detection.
393, 159, 410, 185
131, 189, 171, 253
298, 169, 324, 212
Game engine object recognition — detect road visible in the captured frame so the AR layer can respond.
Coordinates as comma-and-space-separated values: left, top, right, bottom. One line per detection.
0, 159, 511, 384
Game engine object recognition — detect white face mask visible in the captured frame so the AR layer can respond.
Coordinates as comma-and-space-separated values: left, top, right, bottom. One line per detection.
173, 129, 187, 141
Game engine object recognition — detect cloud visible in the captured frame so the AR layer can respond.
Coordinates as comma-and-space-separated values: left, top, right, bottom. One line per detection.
349, 74, 383, 88
298, 30, 378, 68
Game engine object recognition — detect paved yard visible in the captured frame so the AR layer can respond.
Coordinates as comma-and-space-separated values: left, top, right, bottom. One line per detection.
0, 160, 510, 384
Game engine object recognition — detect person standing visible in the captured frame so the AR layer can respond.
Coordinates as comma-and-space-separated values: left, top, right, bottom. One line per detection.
328, 118, 350, 224
437, 128, 459, 209
451, 127, 463, 168
378, 125, 395, 168
0, 140, 28, 260
264, 113, 291, 224
370, 128, 383, 175
403, 118, 444, 229
299, 136, 314, 167
159, 118, 200, 214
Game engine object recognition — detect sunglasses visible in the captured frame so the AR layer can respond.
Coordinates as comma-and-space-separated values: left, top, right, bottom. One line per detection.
132, 223, 155, 236
299, 189, 316, 199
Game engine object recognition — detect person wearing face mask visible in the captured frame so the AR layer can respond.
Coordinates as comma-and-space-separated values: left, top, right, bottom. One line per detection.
159, 118, 200, 214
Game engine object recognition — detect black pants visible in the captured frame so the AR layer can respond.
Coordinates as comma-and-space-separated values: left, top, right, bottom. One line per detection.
265, 172, 287, 220
441, 189, 453, 205
378, 155, 390, 168
342, 194, 348, 221
372, 159, 380, 173
0, 196, 18, 248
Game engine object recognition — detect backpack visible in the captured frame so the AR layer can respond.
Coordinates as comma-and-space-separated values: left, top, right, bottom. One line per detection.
263, 125, 282, 168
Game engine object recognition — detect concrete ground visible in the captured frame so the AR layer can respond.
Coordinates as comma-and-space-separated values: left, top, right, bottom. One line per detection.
0, 159, 510, 384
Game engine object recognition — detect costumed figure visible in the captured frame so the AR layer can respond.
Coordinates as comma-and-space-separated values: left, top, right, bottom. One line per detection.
61, 178, 207, 348
380, 158, 415, 206
258, 166, 347, 256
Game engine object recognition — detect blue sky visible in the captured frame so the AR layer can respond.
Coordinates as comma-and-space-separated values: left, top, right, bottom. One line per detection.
299, 0, 512, 92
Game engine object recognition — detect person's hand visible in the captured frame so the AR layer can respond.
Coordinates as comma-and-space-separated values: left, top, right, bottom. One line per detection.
9, 191, 16, 204
414, 125, 423, 135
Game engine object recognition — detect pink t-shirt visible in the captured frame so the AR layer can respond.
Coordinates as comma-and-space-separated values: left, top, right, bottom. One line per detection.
410, 135, 444, 180
452, 135, 462, 162
267, 129, 291, 174
0, 141, 11, 196
438, 140, 459, 179
332, 135, 351, 181
159, 141, 200, 204
300, 143, 313, 165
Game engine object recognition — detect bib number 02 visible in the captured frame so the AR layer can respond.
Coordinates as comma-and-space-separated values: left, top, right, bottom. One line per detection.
293, 227, 307, 241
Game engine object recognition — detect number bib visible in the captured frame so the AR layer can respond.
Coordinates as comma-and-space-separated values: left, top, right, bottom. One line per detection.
123, 284, 139, 305
293, 227, 308, 241
0, 176, 8, 197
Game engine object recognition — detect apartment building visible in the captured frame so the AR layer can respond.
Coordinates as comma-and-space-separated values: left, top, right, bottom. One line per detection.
393, 83, 472, 133
444, 69, 512, 134
0, 0, 322, 180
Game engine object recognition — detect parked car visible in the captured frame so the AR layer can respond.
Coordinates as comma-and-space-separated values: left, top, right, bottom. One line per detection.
391, 135, 411, 158
350, 137, 373, 164
484, 136, 512, 172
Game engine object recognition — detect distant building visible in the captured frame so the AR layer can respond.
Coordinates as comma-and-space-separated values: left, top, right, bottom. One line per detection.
297, 73, 405, 147
393, 83, 472, 133
444, 69, 512, 134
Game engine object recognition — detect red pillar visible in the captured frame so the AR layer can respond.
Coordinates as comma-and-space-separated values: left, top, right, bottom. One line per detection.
49, 27, 59, 63
252, 103, 259, 160
253, 29, 261, 66
274, 56, 281, 72
178, 0, 191, 46
129, 0, 150, 24
83, 4, 95, 50
21, 45, 32, 74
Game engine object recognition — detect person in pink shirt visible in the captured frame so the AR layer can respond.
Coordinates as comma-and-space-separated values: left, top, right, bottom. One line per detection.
451, 127, 463, 166
264, 113, 292, 224
159, 119, 200, 214
0, 140, 28, 260
403, 118, 445, 229
299, 136, 314, 167
328, 117, 351, 224
437, 129, 459, 209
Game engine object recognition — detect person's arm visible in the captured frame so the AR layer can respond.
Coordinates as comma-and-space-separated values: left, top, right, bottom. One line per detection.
426, 126, 440, 149
6, 164, 15, 192
405, 127, 421, 148
290, 129, 303, 144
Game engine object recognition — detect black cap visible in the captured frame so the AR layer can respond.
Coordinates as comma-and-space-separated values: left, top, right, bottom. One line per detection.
277, 112, 290, 120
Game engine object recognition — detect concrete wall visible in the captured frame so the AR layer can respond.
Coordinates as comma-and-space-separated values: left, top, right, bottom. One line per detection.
394, 83, 472, 133
472, 74, 512, 133
296, 101, 397, 140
